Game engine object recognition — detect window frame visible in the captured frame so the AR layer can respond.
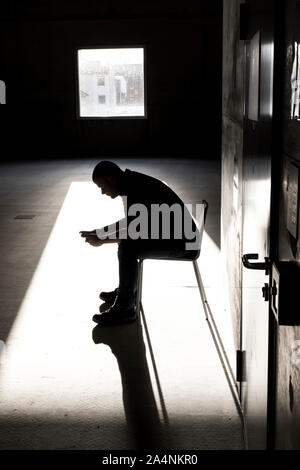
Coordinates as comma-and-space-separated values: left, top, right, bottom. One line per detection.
75, 45, 147, 120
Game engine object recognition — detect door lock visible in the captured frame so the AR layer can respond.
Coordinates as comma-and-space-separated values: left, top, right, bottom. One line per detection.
262, 282, 277, 302
262, 283, 269, 301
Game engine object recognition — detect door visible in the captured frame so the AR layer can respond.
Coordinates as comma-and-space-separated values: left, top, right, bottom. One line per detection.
240, 0, 275, 449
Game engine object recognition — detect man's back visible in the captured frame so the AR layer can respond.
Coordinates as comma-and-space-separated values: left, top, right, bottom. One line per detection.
121, 169, 197, 242
122, 169, 184, 206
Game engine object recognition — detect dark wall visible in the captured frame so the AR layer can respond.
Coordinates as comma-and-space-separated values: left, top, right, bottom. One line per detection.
0, 1, 222, 159
221, 0, 244, 353
221, 0, 300, 449
274, 0, 300, 450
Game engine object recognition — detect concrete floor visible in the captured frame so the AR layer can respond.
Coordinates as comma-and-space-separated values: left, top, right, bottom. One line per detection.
0, 158, 244, 450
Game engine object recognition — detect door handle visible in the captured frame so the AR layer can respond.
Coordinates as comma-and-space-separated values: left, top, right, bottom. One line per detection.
242, 253, 271, 275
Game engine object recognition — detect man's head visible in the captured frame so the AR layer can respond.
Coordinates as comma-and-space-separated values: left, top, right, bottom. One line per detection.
92, 161, 124, 199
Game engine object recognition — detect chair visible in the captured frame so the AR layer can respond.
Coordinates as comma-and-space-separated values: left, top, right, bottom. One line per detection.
135, 200, 209, 318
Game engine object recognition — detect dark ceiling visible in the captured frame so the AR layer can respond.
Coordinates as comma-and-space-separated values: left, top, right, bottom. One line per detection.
0, 0, 222, 21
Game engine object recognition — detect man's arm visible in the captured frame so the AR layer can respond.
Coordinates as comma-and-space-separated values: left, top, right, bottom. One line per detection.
79, 231, 119, 246
80, 218, 127, 245
95, 217, 127, 242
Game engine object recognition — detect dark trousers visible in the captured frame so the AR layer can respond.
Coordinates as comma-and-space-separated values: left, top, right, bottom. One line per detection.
117, 239, 193, 308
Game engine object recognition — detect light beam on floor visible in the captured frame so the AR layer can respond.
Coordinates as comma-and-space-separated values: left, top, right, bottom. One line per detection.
0, 182, 242, 449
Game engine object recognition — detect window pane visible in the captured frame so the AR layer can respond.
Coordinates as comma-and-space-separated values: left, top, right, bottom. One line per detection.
77, 48, 145, 118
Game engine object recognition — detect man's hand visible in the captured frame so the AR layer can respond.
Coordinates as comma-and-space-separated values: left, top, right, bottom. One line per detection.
79, 230, 96, 238
79, 230, 103, 247
85, 236, 104, 247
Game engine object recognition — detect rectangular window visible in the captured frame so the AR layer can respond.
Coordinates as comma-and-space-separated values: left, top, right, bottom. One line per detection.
98, 95, 106, 104
97, 76, 105, 86
77, 47, 146, 118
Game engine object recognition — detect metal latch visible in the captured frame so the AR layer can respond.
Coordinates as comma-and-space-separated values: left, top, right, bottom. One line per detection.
262, 282, 277, 302
242, 253, 271, 275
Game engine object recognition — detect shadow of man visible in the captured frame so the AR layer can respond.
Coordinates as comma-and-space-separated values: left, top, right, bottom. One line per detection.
92, 312, 166, 450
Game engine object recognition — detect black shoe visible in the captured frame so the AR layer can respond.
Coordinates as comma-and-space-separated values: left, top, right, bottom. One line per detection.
92, 303, 137, 325
99, 288, 119, 303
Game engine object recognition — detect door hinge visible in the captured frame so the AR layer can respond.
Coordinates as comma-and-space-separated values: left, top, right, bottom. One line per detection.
236, 350, 246, 382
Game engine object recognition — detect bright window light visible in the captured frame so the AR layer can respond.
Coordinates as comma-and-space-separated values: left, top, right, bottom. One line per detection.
77, 47, 146, 118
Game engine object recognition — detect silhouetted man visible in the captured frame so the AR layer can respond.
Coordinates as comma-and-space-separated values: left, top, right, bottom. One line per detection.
80, 161, 200, 325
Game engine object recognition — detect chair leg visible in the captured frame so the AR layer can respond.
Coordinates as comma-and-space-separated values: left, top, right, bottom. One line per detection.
136, 259, 144, 317
193, 260, 209, 321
